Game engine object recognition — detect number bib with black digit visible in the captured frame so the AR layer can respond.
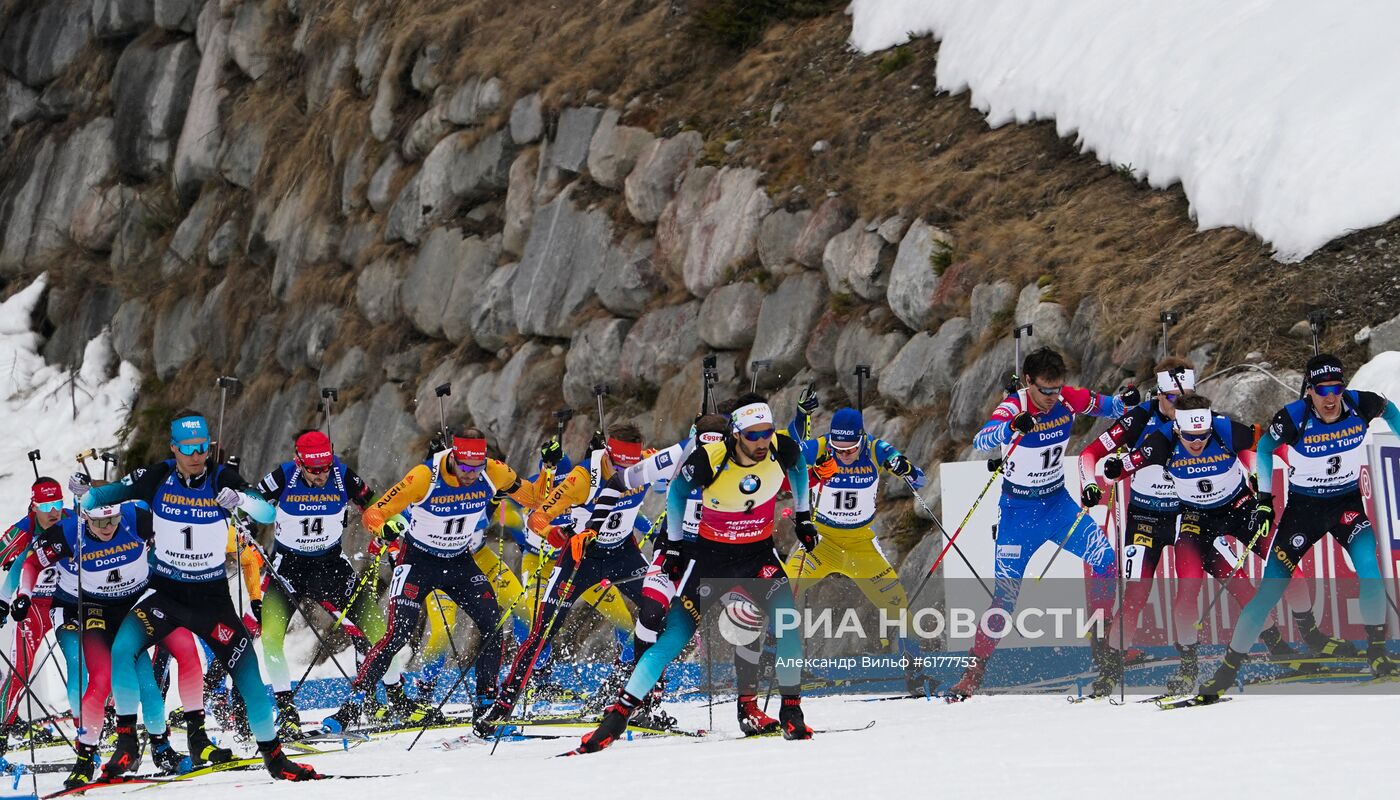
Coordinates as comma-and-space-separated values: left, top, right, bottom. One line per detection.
407, 457, 494, 556
577, 489, 647, 547
814, 440, 880, 528
1001, 400, 1075, 498
150, 470, 231, 582
1286, 417, 1367, 497
73, 509, 150, 601
272, 462, 350, 554
1165, 427, 1244, 509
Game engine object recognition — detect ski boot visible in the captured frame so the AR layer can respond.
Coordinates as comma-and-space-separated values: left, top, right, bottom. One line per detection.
320, 697, 363, 734
1196, 648, 1246, 701
630, 682, 676, 732
101, 717, 144, 778
185, 711, 234, 766
1090, 647, 1124, 697
64, 743, 98, 790
380, 681, 445, 726
1367, 624, 1395, 677
948, 658, 986, 701
569, 693, 637, 755
274, 691, 303, 740
258, 740, 321, 781
778, 695, 812, 740
1165, 644, 1199, 695
472, 696, 512, 740
1296, 611, 1358, 658
1260, 625, 1298, 659
412, 676, 439, 705
736, 694, 779, 736
149, 734, 193, 775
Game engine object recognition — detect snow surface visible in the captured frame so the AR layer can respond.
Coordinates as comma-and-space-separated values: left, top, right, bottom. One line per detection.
4, 692, 1395, 799
846, 1, 1400, 261
1353, 351, 1400, 420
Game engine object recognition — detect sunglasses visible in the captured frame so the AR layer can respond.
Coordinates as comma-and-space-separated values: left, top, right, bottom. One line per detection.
1312, 384, 1344, 397
739, 429, 774, 443
175, 442, 210, 456
301, 463, 331, 476
34, 501, 63, 513
1178, 430, 1211, 443
829, 437, 863, 452
1032, 384, 1063, 397
1160, 393, 1180, 403
456, 460, 485, 473
87, 516, 120, 529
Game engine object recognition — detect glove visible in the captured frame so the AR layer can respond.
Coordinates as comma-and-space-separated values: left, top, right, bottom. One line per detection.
35, 540, 72, 568
368, 537, 400, 558
659, 544, 687, 581
588, 430, 606, 453
1119, 385, 1142, 407
986, 457, 1004, 473
11, 595, 31, 622
1103, 457, 1124, 481
792, 510, 819, 552
883, 454, 913, 478
1010, 411, 1034, 435
250, 599, 263, 625
380, 514, 408, 541
812, 453, 839, 483
67, 472, 91, 499
569, 530, 596, 562
1250, 493, 1275, 542
539, 438, 563, 468
0, 598, 9, 626
215, 487, 242, 512
797, 383, 819, 416
1081, 484, 1102, 508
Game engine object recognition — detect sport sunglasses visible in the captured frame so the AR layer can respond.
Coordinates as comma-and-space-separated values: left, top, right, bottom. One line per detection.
1313, 384, 1344, 397
34, 500, 64, 513
1178, 429, 1212, 443
175, 442, 211, 456
1032, 384, 1063, 397
739, 429, 774, 442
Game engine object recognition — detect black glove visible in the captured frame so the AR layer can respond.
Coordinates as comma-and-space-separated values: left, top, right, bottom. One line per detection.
0, 598, 9, 626
381, 514, 408, 541
1250, 492, 1275, 542
986, 457, 1004, 473
250, 599, 263, 625
660, 543, 687, 581
883, 454, 913, 478
793, 510, 819, 552
11, 595, 31, 622
588, 429, 606, 453
797, 383, 819, 416
1119, 385, 1142, 407
1081, 484, 1102, 508
1102, 457, 1124, 481
1010, 411, 1034, 435
539, 438, 563, 468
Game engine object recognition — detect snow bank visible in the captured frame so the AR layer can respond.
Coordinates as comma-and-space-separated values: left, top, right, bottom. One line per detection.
1352, 350, 1400, 432
0, 275, 140, 501
847, 1, 1400, 261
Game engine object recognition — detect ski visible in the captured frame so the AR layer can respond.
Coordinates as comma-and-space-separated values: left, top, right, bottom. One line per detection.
1154, 695, 1233, 710
41, 775, 165, 798
555, 720, 877, 756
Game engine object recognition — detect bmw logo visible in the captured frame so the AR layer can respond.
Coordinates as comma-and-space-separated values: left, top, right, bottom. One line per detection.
739, 475, 761, 495
1291, 535, 1306, 549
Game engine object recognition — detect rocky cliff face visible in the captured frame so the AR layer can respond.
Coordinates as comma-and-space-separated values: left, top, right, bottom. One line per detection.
3, 1, 1396, 650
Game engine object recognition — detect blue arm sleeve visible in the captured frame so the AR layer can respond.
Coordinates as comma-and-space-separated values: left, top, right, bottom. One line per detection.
873, 439, 927, 490
665, 472, 695, 542
787, 449, 811, 513
1382, 401, 1400, 438
83, 481, 136, 511
0, 557, 22, 602
634, 515, 652, 536
1255, 430, 1281, 494
787, 409, 806, 442
240, 492, 276, 525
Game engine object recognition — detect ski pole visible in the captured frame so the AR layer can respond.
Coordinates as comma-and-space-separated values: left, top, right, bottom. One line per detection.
0, 638, 78, 757
907, 436, 1022, 609
904, 476, 994, 601
1005, 325, 1033, 394
287, 546, 383, 704
73, 450, 96, 737
231, 514, 359, 686
1036, 505, 1092, 581
1194, 517, 1273, 632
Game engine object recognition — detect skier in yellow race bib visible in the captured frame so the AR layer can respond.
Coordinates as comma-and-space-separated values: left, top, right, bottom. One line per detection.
786, 389, 932, 695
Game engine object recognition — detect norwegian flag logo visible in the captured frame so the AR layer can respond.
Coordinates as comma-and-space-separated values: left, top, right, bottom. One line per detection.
1341, 511, 1360, 525
758, 565, 779, 579
212, 623, 235, 644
